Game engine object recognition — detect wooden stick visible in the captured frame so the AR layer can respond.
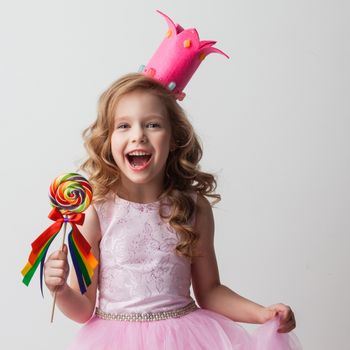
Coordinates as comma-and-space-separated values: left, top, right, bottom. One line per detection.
50, 217, 68, 323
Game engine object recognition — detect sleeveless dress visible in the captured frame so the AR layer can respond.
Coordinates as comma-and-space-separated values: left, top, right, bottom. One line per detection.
68, 194, 303, 350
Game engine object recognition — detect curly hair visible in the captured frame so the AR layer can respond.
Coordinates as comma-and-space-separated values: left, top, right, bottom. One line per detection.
80, 73, 220, 260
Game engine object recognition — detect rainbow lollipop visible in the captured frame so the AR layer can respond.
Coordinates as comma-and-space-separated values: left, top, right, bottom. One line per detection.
49, 173, 92, 215
21, 173, 98, 320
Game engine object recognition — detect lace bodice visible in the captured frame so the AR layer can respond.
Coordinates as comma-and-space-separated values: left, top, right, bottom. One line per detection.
94, 194, 196, 313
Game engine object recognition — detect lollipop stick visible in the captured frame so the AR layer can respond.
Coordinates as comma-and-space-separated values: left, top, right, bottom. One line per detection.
50, 217, 68, 323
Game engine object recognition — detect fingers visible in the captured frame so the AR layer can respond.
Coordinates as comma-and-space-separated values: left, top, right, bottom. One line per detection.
277, 318, 296, 333
267, 303, 296, 333
44, 246, 70, 293
277, 306, 296, 333
44, 269, 69, 292
47, 244, 68, 261
45, 259, 69, 274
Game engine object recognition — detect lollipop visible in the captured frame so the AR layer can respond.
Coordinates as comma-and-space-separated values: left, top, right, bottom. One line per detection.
49, 173, 92, 214
21, 173, 98, 321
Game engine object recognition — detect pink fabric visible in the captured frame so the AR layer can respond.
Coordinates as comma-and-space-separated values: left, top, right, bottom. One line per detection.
95, 193, 194, 314
251, 315, 302, 350
68, 194, 303, 349
68, 309, 302, 350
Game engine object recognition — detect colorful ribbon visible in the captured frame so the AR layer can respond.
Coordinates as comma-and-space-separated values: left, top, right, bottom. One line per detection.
21, 207, 98, 295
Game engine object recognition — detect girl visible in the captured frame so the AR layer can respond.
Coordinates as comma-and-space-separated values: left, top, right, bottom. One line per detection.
44, 73, 302, 349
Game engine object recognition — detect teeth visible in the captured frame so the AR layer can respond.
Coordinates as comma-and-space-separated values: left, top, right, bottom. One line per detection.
128, 151, 151, 156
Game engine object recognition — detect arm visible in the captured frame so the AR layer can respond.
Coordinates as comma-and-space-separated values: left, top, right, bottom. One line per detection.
191, 195, 296, 332
44, 205, 101, 323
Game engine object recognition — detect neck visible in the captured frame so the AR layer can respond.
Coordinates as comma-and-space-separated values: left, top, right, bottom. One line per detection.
116, 182, 163, 204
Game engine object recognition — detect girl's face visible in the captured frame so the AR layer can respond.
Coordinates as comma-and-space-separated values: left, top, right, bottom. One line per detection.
111, 90, 172, 191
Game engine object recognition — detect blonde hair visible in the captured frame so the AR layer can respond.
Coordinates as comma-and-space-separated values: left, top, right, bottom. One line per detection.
81, 73, 220, 260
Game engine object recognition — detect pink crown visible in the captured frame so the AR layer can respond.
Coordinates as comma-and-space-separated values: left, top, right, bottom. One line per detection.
139, 10, 229, 100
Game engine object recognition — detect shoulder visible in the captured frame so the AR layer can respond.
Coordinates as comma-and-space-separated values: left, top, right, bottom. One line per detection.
195, 194, 213, 213
195, 194, 214, 223
194, 194, 215, 247
81, 204, 102, 243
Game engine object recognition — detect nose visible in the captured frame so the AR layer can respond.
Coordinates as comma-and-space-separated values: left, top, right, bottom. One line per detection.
131, 124, 147, 144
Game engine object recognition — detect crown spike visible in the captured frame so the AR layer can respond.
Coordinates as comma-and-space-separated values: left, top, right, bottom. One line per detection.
156, 10, 179, 34
199, 40, 217, 49
201, 46, 230, 59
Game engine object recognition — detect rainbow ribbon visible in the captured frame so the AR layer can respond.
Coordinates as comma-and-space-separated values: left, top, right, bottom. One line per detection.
21, 207, 98, 295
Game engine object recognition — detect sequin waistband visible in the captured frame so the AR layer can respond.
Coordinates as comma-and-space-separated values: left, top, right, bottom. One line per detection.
95, 301, 198, 322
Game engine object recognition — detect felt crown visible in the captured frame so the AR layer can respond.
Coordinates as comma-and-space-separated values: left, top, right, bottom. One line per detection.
139, 10, 229, 100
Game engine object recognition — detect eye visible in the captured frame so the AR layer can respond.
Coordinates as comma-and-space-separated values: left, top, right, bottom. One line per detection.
117, 123, 129, 129
147, 122, 161, 128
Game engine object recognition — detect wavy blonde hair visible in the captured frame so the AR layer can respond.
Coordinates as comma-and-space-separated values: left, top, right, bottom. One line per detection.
81, 73, 220, 260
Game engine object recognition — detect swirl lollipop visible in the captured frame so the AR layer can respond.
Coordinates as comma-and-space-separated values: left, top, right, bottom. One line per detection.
21, 173, 98, 322
49, 173, 92, 214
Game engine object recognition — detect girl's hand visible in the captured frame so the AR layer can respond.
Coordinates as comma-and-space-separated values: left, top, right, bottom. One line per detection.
259, 303, 296, 333
44, 244, 70, 294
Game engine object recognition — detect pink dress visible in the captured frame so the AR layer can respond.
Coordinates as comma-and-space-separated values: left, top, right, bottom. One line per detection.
68, 194, 302, 350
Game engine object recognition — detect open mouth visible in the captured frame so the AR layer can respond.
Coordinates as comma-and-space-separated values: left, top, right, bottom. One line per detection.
126, 152, 152, 169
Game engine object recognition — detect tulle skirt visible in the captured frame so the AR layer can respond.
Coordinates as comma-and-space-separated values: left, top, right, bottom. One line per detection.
68, 308, 302, 350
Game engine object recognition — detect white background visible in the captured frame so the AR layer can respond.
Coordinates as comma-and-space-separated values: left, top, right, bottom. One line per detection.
1, 0, 349, 349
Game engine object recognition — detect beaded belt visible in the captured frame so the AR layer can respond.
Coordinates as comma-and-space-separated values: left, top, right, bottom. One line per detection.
95, 301, 198, 322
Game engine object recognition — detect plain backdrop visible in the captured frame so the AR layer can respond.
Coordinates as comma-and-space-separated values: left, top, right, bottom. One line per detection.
1, 0, 349, 349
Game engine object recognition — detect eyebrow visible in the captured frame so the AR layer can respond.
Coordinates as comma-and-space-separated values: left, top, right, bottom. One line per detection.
115, 114, 166, 121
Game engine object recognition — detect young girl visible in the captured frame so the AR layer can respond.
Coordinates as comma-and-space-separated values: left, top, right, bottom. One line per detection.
44, 73, 302, 349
